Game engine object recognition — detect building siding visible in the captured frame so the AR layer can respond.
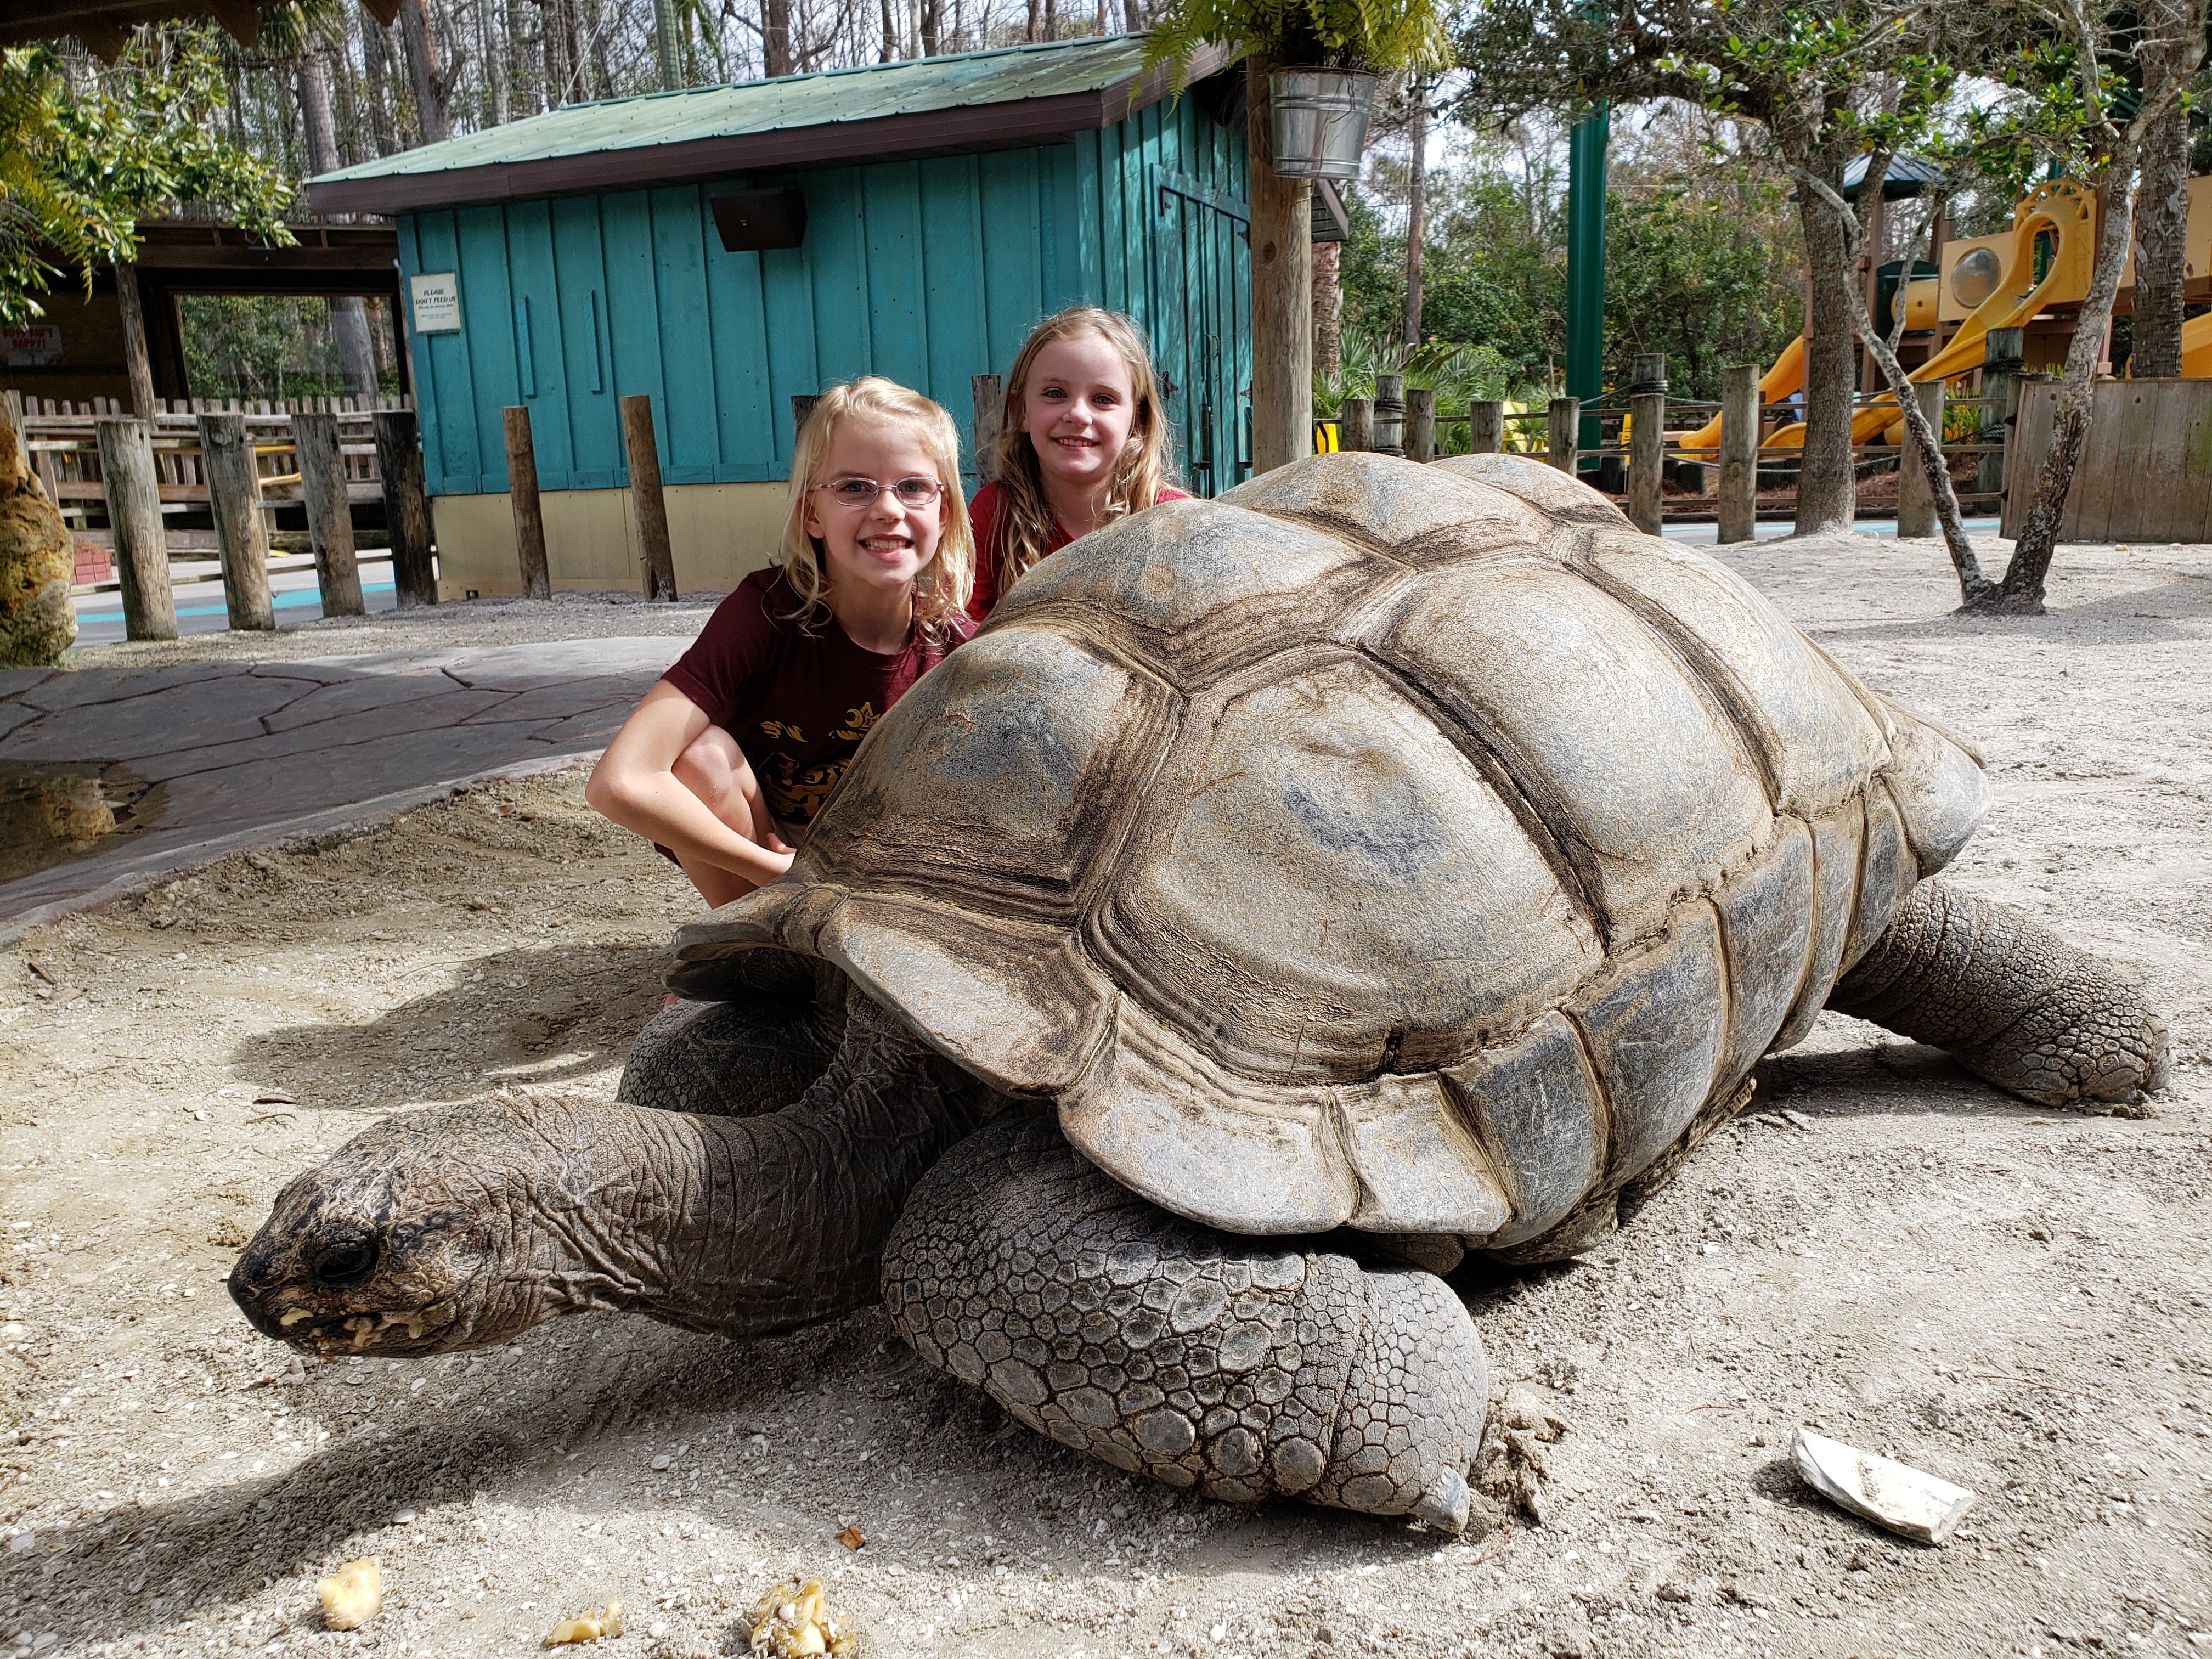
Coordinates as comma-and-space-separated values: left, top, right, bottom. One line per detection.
398, 94, 1246, 506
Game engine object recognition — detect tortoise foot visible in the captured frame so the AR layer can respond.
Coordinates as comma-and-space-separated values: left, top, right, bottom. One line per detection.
883, 1114, 1488, 1531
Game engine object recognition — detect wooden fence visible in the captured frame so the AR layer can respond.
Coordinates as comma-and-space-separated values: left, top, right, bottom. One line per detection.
19, 395, 411, 536
2002, 379, 2212, 543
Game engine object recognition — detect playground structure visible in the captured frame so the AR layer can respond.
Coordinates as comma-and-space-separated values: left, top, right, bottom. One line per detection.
1678, 176, 2212, 459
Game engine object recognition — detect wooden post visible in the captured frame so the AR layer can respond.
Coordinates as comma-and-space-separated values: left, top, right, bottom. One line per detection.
972, 375, 1003, 485
1405, 388, 1436, 462
1627, 352, 1667, 534
502, 404, 550, 600
1371, 374, 1406, 458
1246, 59, 1313, 473
1896, 380, 1945, 538
291, 412, 365, 617
620, 394, 677, 601
374, 409, 438, 607
1340, 398, 1373, 453
1547, 397, 1581, 473
1468, 400, 1505, 454
1979, 326, 2024, 500
1718, 363, 1759, 546
94, 417, 177, 641
115, 260, 158, 419
195, 413, 275, 631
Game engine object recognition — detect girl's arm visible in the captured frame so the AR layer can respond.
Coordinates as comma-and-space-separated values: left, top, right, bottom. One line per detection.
584, 680, 794, 888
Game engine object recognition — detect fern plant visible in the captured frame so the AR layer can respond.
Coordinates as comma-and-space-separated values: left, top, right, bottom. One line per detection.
1143, 0, 1454, 77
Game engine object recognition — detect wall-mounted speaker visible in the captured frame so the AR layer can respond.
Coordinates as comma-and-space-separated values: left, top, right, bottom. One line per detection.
710, 188, 808, 252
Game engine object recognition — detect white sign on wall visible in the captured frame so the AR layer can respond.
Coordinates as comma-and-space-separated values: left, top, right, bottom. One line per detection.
3, 324, 64, 366
409, 272, 462, 334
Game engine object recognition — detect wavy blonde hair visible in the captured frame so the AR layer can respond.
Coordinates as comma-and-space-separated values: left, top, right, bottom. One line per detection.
989, 307, 1173, 599
779, 377, 974, 642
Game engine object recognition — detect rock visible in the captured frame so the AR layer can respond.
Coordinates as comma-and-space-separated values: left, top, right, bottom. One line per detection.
1791, 1427, 1974, 1544
0, 405, 75, 667
1656, 1581, 1694, 1604
317, 1557, 382, 1629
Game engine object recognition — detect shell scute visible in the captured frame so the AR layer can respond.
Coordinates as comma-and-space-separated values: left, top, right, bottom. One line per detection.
1334, 1072, 1513, 1235
1100, 656, 1600, 1084
1430, 452, 1634, 528
801, 624, 1172, 924
1373, 554, 1774, 943
985, 498, 1380, 687
1711, 818, 1818, 1085
1584, 533, 1890, 812
1570, 902, 1729, 1182
1443, 1011, 1606, 1248
1222, 452, 1553, 561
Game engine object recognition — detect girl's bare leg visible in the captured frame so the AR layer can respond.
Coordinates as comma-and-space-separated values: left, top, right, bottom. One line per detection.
670, 726, 785, 908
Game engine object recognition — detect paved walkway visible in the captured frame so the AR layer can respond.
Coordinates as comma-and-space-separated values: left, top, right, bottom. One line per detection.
0, 637, 686, 938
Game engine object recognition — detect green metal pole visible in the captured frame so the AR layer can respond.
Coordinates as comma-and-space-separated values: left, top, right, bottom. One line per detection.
1566, 105, 1610, 468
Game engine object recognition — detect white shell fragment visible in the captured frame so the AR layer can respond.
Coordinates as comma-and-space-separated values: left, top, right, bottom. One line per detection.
1792, 1427, 1976, 1544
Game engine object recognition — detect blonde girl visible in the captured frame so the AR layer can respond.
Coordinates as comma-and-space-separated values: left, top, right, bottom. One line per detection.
588, 377, 975, 907
967, 306, 1184, 620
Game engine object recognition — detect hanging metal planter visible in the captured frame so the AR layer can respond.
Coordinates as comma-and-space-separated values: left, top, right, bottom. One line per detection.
1268, 68, 1378, 180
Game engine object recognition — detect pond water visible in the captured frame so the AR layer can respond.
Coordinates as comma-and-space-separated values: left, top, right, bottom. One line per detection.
0, 764, 165, 884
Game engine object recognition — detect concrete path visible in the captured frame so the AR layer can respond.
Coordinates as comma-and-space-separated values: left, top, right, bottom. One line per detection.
0, 637, 686, 938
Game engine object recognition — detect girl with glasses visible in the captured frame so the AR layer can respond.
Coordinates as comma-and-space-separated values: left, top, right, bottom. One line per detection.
587, 377, 976, 906
968, 307, 1186, 622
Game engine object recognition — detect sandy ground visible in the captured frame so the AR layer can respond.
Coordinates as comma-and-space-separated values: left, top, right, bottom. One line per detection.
2, 533, 2209, 1659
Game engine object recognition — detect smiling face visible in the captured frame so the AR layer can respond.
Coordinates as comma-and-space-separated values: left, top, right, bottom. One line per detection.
1017, 331, 1139, 505
800, 417, 947, 601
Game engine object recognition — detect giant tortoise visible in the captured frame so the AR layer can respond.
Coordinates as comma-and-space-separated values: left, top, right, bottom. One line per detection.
232, 452, 2168, 1533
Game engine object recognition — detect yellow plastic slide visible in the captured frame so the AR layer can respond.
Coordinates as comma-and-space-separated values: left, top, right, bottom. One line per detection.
2180, 310, 2212, 376
1678, 180, 2097, 454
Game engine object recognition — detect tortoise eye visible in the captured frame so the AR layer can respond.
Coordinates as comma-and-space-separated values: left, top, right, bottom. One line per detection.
311, 1236, 379, 1287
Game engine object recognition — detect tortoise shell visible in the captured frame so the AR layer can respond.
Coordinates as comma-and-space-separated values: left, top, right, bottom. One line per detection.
674, 453, 1987, 1247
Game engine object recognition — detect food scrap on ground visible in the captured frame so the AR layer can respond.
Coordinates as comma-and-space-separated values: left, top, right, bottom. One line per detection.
543, 1600, 623, 1645
748, 1578, 856, 1657
314, 1559, 381, 1630
1793, 1427, 1978, 1545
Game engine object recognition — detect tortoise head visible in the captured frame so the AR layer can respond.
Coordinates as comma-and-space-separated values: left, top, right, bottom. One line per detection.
229, 1104, 519, 1358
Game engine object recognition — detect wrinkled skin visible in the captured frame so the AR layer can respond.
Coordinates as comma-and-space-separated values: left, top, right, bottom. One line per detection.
232, 884, 2167, 1532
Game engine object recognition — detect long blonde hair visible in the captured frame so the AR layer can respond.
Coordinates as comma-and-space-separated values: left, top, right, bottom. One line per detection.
779, 377, 974, 642
989, 307, 1173, 598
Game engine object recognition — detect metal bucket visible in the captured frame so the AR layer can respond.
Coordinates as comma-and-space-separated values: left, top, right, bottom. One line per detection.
1268, 69, 1378, 180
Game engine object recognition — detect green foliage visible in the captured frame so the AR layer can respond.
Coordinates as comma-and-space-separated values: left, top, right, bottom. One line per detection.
1313, 323, 1542, 415
1143, 0, 1453, 79
1334, 152, 1803, 402
178, 292, 400, 403
0, 33, 291, 326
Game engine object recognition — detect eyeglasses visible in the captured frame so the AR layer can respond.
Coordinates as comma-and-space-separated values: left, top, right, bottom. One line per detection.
813, 475, 945, 508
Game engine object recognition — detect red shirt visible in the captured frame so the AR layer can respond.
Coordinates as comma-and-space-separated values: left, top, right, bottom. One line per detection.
662, 569, 973, 825
966, 481, 1192, 621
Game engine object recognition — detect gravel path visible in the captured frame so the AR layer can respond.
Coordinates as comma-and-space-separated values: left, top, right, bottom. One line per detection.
0, 533, 2206, 1659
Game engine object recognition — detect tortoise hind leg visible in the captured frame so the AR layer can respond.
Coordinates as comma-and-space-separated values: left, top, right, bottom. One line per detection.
1827, 879, 2169, 1113
883, 1114, 1487, 1533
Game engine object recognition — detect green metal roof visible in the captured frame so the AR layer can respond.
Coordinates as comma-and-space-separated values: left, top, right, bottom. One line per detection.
309, 35, 1209, 214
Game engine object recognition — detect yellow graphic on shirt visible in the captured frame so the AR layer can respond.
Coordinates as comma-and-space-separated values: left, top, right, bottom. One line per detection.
756, 703, 883, 823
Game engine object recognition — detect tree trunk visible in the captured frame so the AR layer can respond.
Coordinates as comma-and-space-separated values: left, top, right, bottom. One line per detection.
362, 20, 402, 154
1403, 83, 1426, 347
398, 0, 452, 144
1025, 0, 1041, 40
762, 0, 794, 76
919, 0, 941, 54
2130, 5, 2191, 377
1992, 151, 2143, 612
480, 0, 510, 123
1313, 239, 1342, 379
294, 52, 381, 400
1792, 140, 1859, 534
880, 0, 898, 59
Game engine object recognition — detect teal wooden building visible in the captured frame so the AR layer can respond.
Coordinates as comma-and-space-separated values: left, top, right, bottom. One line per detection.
310, 37, 1250, 596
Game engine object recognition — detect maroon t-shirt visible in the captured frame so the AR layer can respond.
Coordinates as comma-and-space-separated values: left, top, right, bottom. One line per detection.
966, 481, 1191, 622
662, 569, 973, 826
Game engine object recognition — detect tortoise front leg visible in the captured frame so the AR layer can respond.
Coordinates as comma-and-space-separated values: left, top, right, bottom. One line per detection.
1828, 879, 2170, 1111
882, 1115, 1487, 1533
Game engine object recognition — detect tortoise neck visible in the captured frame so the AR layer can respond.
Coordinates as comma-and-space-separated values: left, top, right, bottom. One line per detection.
518, 1002, 1002, 1339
